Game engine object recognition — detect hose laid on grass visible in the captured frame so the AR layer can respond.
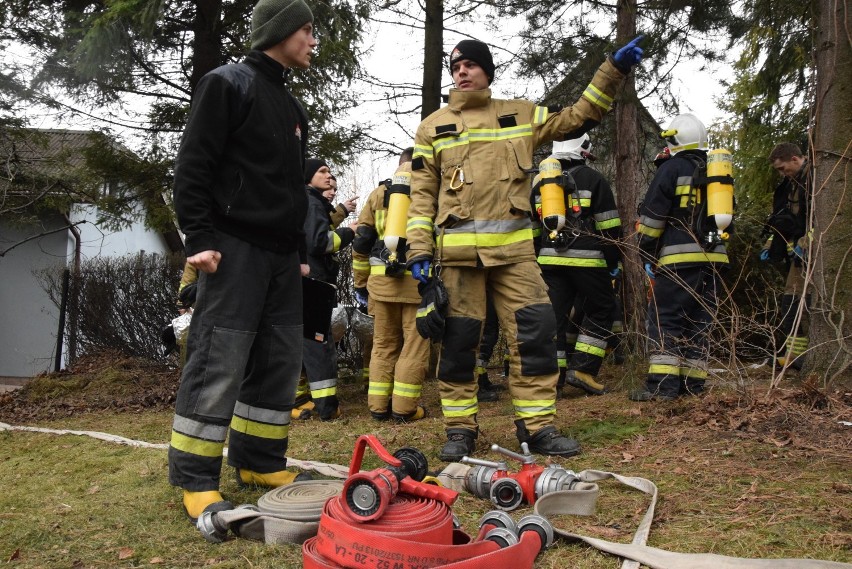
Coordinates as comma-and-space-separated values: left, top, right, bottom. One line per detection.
0, 422, 349, 478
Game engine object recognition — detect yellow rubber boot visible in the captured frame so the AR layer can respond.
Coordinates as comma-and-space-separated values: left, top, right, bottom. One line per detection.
183, 490, 231, 522
291, 400, 315, 420
236, 468, 311, 489
392, 405, 427, 423
565, 370, 606, 395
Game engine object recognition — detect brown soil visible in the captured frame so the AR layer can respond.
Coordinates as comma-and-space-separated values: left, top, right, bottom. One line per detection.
0, 350, 180, 422
2, 350, 851, 460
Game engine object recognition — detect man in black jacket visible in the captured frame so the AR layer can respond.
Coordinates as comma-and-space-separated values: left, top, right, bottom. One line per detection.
169, 0, 316, 523
299, 158, 355, 421
760, 142, 812, 369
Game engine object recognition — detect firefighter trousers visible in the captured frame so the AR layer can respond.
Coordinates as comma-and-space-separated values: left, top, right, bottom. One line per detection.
437, 262, 558, 433
168, 232, 302, 491
542, 266, 615, 378
645, 265, 720, 398
779, 261, 810, 362
302, 328, 340, 420
367, 299, 430, 416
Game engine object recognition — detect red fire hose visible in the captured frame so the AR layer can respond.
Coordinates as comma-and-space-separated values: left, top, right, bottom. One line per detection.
302, 435, 553, 568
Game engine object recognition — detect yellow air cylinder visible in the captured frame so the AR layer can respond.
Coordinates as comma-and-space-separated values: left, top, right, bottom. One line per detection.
384, 170, 411, 261
706, 148, 734, 239
539, 157, 565, 237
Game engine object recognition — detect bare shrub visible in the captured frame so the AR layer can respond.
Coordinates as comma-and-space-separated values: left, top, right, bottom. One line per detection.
39, 252, 184, 364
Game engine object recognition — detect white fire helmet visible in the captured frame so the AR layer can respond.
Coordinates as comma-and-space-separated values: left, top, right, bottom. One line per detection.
552, 133, 592, 161
661, 113, 708, 155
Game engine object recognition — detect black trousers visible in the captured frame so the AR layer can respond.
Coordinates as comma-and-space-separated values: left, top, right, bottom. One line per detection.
168, 231, 303, 491
542, 265, 615, 377
645, 265, 719, 397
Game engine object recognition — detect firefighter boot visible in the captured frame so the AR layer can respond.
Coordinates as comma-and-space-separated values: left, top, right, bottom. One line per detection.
182, 490, 232, 523
477, 371, 499, 402
439, 428, 477, 462
236, 468, 312, 489
291, 400, 315, 420
565, 370, 606, 395
516, 420, 581, 457
392, 406, 427, 423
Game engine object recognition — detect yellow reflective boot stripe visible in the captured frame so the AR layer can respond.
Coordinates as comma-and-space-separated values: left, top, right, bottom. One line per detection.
230, 416, 289, 440
513, 398, 556, 418
441, 397, 478, 417
170, 431, 225, 458
680, 367, 708, 379
443, 228, 533, 248
649, 364, 680, 375
353, 259, 370, 272
393, 381, 422, 398
575, 342, 606, 358
311, 386, 337, 399
583, 84, 613, 111
368, 381, 392, 396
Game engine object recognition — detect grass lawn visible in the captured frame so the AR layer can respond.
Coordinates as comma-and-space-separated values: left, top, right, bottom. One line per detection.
1, 356, 850, 568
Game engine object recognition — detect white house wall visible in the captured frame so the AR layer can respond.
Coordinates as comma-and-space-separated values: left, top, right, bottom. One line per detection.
0, 204, 171, 379
0, 211, 67, 378
70, 203, 169, 261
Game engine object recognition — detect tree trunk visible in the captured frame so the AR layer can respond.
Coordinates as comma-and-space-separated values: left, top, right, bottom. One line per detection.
614, 0, 645, 357
190, 0, 224, 95
808, 0, 852, 384
421, 0, 444, 119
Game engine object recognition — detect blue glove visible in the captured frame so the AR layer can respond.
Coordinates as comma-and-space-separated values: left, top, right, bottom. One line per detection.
792, 245, 804, 259
609, 267, 621, 278
613, 35, 644, 72
354, 288, 368, 309
411, 260, 431, 284
644, 263, 655, 281
759, 249, 770, 262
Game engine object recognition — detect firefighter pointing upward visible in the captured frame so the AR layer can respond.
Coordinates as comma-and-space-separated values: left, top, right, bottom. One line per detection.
406, 36, 643, 461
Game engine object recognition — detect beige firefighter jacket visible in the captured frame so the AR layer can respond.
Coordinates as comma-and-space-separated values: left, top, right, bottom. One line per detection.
407, 58, 625, 267
353, 164, 422, 304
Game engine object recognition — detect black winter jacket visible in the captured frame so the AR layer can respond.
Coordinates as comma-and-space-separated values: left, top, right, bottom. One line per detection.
531, 158, 622, 270
304, 186, 355, 283
174, 51, 309, 257
637, 150, 729, 270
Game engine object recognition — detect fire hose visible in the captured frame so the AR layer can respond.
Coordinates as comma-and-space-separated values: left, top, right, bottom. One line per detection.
303, 499, 552, 569
302, 434, 554, 569
197, 480, 344, 544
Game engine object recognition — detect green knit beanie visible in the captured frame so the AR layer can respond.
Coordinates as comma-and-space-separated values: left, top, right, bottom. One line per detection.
251, 0, 314, 51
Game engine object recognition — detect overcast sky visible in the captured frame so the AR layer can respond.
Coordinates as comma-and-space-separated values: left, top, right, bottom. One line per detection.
336, 20, 734, 214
